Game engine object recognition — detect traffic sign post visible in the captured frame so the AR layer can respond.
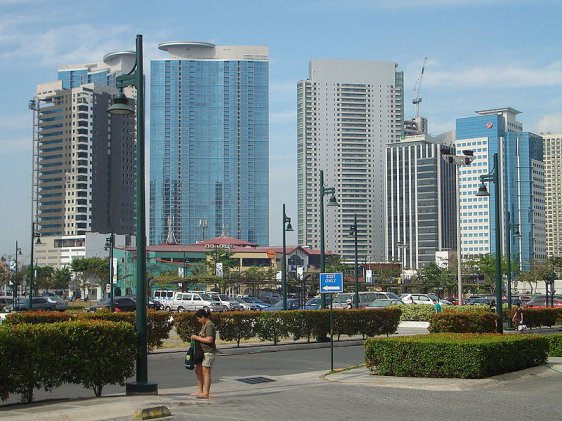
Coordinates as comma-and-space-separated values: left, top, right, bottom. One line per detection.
320, 273, 343, 372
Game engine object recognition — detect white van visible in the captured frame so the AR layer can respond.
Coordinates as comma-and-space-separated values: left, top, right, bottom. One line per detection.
165, 292, 224, 312
153, 290, 176, 303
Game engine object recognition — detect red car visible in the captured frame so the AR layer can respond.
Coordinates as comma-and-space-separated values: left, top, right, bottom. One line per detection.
525, 295, 562, 308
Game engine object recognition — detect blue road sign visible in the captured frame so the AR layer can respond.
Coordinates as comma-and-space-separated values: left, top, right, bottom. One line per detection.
320, 272, 343, 293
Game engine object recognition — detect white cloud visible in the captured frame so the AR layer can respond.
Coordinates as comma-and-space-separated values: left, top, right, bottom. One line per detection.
426, 61, 562, 89
536, 113, 562, 134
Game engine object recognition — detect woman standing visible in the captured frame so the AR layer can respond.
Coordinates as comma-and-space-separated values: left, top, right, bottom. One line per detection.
191, 308, 217, 399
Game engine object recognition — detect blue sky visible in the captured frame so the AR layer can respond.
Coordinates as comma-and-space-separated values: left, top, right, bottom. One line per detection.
1, 0, 561, 262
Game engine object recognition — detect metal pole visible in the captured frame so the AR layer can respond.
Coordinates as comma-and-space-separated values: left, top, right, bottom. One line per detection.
330, 293, 334, 372
493, 153, 503, 334
456, 164, 463, 305
320, 170, 326, 309
353, 214, 359, 309
109, 232, 114, 312
29, 224, 34, 309
13, 241, 19, 308
506, 211, 512, 329
282, 204, 288, 310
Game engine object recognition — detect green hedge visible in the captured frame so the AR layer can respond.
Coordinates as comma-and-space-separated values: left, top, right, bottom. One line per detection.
545, 333, 562, 357
4, 310, 173, 351
0, 320, 136, 403
395, 304, 492, 322
503, 308, 560, 329
174, 308, 401, 346
429, 312, 498, 333
365, 333, 549, 379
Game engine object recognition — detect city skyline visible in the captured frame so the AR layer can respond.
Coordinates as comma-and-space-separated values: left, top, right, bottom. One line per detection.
1, 0, 562, 260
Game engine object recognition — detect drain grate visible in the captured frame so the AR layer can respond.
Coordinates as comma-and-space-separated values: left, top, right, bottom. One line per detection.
235, 376, 276, 385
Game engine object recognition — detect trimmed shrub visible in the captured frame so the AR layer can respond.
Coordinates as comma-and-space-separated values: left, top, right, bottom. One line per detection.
396, 304, 435, 321
545, 333, 562, 357
61, 320, 136, 397
4, 310, 174, 351
254, 312, 290, 345
429, 312, 498, 333
0, 320, 136, 402
78, 310, 173, 351
214, 311, 261, 346
365, 333, 549, 379
4, 311, 73, 324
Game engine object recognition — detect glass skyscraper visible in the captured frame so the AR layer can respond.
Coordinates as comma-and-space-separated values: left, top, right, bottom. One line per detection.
455, 108, 545, 270
149, 42, 269, 246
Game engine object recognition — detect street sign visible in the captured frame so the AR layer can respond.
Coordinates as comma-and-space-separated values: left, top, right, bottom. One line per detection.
105, 283, 111, 293
320, 272, 343, 293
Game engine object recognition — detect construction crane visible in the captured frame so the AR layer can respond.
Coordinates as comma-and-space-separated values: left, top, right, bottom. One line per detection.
412, 57, 428, 120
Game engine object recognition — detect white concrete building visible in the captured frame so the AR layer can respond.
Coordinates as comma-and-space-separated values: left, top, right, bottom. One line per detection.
297, 60, 404, 262
543, 133, 562, 258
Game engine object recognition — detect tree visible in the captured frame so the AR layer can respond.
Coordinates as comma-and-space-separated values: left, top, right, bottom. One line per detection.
466, 254, 507, 294
70, 257, 109, 298
419, 262, 445, 289
51, 267, 72, 290
518, 258, 557, 295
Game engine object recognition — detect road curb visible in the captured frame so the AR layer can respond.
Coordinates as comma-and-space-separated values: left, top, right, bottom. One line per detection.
133, 405, 172, 420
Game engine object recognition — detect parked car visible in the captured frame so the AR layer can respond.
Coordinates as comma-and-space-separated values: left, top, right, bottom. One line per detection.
303, 297, 332, 310
258, 290, 282, 305
400, 293, 440, 305
526, 295, 562, 308
123, 295, 162, 311
233, 296, 261, 311
464, 297, 495, 306
86, 297, 137, 312
333, 292, 400, 309
239, 296, 270, 310
0, 296, 13, 311
209, 293, 243, 311
165, 292, 224, 312
5, 296, 67, 312
367, 299, 404, 308
262, 298, 301, 311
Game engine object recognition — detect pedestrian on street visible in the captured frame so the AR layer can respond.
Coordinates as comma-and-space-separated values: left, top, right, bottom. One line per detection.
346, 299, 353, 309
191, 308, 217, 399
512, 303, 525, 332
434, 299, 442, 313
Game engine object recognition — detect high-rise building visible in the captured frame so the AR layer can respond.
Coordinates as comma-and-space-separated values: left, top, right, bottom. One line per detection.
33, 57, 136, 240
297, 60, 404, 263
385, 134, 457, 270
455, 108, 545, 270
543, 133, 562, 257
149, 42, 269, 246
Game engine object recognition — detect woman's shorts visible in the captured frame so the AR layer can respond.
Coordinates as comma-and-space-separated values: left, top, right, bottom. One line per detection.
202, 352, 216, 368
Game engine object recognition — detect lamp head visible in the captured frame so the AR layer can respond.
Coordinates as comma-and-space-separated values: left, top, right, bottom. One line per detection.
476, 182, 490, 197
107, 91, 134, 115
327, 194, 339, 207
285, 221, 294, 232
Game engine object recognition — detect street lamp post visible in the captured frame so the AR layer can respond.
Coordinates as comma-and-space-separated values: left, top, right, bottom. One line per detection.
282, 204, 294, 310
107, 34, 157, 394
349, 214, 359, 309
13, 241, 22, 308
506, 211, 520, 328
440, 147, 475, 305
319, 170, 338, 309
475, 152, 503, 333
29, 222, 41, 310
105, 233, 115, 312
396, 242, 407, 288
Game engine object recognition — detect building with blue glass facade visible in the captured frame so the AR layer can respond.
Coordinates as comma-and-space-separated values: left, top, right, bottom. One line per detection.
149, 42, 269, 246
455, 108, 545, 271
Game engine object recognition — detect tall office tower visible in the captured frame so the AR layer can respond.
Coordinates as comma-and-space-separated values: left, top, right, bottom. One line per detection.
543, 133, 562, 257
386, 135, 457, 271
150, 42, 269, 246
297, 60, 404, 262
33, 56, 136, 239
455, 108, 545, 270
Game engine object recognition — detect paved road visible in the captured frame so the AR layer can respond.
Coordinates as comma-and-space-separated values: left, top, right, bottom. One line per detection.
3, 342, 367, 404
